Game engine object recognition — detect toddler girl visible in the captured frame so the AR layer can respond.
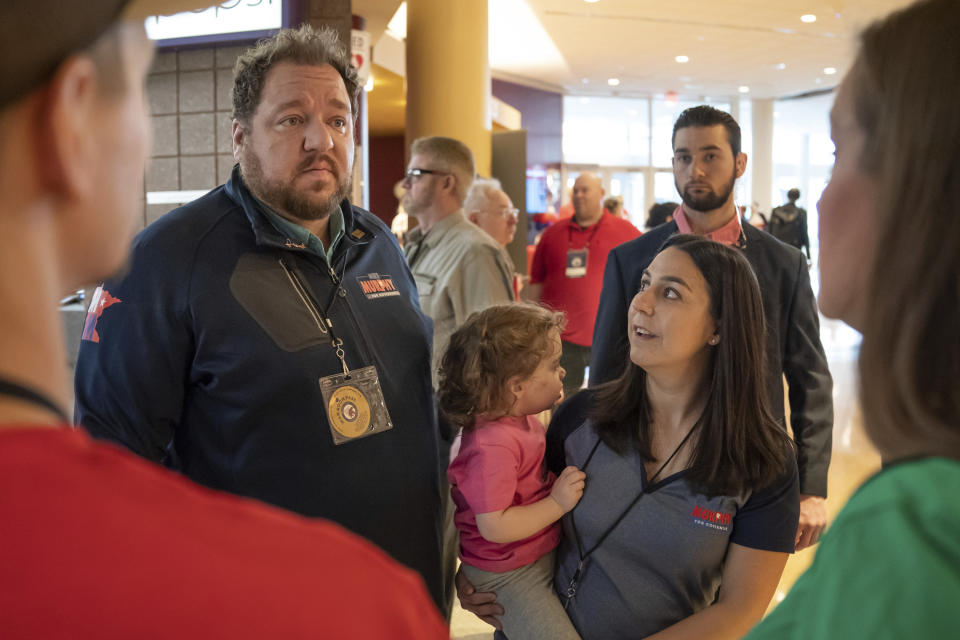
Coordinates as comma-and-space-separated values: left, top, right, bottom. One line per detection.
440, 304, 584, 640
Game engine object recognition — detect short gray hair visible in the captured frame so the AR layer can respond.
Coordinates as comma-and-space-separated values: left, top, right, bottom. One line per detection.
410, 136, 475, 204
464, 178, 504, 215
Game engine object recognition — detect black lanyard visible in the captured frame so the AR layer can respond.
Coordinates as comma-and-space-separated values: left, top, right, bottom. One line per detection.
564, 423, 697, 609
278, 252, 355, 375
0, 378, 70, 424
567, 215, 604, 250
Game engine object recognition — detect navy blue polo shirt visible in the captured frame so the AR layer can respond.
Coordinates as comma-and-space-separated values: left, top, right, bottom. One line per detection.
548, 392, 799, 639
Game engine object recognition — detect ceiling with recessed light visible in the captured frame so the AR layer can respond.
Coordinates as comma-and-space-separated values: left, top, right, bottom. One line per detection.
511, 0, 913, 99
353, 0, 915, 134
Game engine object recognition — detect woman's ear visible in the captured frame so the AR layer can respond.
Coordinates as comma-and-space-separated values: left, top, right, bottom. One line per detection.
708, 334, 720, 346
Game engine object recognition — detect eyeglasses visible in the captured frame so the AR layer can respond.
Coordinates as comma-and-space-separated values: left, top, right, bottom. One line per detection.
405, 168, 448, 180
498, 207, 520, 220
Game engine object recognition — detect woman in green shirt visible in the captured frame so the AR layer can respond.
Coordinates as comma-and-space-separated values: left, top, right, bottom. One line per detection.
746, 0, 960, 638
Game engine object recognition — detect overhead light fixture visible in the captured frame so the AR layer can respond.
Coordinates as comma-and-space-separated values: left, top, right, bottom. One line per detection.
581, 78, 590, 84
675, 55, 689, 63
824, 67, 837, 75
776, 62, 787, 70
801, 14, 817, 23
607, 78, 621, 86
738, 85, 750, 93
364, 75, 374, 92
584, 0, 600, 3
815, 77, 823, 84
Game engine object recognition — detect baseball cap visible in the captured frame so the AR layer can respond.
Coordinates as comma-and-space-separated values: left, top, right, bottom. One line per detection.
0, 0, 217, 108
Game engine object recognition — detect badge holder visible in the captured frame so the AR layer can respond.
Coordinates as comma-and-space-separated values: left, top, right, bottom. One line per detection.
319, 339, 394, 445
566, 248, 589, 278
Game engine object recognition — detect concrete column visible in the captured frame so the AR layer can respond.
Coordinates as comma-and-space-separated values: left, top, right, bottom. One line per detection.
405, 0, 491, 175
752, 98, 774, 213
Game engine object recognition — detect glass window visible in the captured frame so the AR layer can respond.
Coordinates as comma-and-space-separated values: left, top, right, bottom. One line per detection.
610, 171, 645, 228
562, 97, 650, 165
654, 171, 677, 204
773, 92, 834, 259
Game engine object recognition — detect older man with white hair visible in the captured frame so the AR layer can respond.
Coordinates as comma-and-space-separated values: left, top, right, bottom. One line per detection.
464, 178, 520, 248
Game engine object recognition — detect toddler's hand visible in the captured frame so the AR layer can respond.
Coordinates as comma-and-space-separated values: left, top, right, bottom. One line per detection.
550, 465, 586, 513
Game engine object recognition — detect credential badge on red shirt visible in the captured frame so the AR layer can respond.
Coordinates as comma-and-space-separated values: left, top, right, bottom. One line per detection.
81, 286, 122, 343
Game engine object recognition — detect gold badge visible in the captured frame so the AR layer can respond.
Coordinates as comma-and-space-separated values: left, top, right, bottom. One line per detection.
327, 385, 372, 438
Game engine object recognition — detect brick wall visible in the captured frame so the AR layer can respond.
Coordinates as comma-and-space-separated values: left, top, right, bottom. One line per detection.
143, 44, 248, 229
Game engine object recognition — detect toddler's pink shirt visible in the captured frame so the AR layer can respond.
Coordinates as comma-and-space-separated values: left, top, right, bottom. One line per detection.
447, 414, 560, 572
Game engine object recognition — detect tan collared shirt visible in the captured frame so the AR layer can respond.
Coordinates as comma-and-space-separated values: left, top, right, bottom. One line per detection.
404, 210, 515, 386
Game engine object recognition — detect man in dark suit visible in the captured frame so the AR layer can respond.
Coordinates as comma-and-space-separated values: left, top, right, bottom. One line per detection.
589, 106, 833, 551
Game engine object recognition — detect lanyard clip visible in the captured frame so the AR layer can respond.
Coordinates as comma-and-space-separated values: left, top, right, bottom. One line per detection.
563, 560, 584, 610
332, 337, 349, 376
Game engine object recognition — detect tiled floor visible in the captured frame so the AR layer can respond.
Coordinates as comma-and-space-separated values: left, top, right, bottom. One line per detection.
450, 317, 879, 639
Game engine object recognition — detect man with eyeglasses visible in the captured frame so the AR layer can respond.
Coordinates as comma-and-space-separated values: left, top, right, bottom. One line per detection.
401, 137, 515, 616
465, 178, 522, 298
465, 178, 520, 248
402, 137, 515, 388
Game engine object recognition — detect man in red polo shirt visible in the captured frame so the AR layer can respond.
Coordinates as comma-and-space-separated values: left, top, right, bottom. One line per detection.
525, 172, 640, 398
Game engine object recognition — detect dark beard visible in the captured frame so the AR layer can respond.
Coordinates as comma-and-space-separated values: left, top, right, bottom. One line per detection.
240, 146, 351, 222
676, 169, 736, 213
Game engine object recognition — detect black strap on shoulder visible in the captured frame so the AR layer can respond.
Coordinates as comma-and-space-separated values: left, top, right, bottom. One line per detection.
0, 378, 70, 423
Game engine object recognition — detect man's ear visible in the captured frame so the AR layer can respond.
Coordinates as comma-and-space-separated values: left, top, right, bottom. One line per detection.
735, 152, 748, 179
232, 119, 246, 160
39, 54, 100, 200
467, 211, 480, 224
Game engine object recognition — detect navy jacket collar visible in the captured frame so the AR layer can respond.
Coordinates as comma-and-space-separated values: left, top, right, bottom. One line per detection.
223, 164, 374, 253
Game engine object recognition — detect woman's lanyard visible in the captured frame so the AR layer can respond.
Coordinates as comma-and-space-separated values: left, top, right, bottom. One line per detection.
0, 378, 70, 424
564, 423, 698, 609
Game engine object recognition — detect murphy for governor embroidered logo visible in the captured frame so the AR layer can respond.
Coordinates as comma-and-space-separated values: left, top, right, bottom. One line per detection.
690, 505, 733, 532
357, 273, 400, 300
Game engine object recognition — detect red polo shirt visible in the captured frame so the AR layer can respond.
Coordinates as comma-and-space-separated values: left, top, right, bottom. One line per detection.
531, 214, 641, 346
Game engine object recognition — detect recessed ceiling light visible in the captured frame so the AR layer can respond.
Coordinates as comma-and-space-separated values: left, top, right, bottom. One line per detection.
815, 77, 823, 84
738, 85, 750, 93
607, 78, 621, 86
584, 0, 600, 3
776, 62, 787, 70
675, 55, 689, 63
704, 96, 712, 102
824, 67, 837, 75
581, 78, 590, 84
801, 14, 817, 23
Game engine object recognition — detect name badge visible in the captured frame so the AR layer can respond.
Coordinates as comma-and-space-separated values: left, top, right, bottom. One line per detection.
319, 365, 394, 445
566, 249, 588, 278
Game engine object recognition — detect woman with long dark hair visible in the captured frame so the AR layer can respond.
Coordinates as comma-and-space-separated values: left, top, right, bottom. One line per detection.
546, 235, 798, 639
459, 234, 800, 639
747, 0, 960, 637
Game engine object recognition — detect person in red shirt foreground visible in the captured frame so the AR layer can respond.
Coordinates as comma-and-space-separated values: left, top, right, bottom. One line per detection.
0, 1, 447, 637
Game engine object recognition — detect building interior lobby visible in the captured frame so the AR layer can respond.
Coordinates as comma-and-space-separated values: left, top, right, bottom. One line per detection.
67, 1, 917, 637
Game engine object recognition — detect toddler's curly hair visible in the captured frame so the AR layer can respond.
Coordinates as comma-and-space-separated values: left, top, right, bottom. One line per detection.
438, 303, 565, 432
